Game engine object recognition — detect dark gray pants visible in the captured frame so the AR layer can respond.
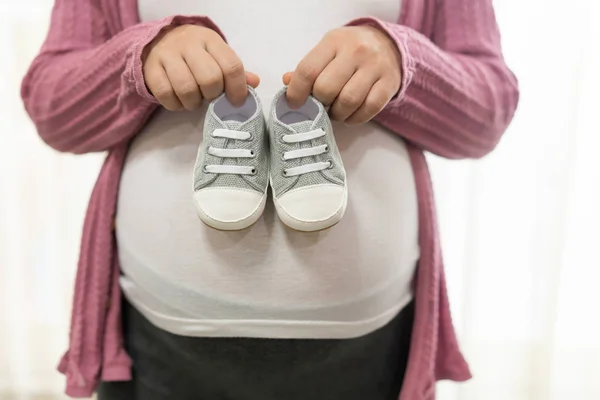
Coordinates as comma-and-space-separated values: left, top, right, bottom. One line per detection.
98, 300, 413, 400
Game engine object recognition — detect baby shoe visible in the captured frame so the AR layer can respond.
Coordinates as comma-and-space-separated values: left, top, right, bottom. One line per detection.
193, 87, 269, 230
268, 87, 347, 232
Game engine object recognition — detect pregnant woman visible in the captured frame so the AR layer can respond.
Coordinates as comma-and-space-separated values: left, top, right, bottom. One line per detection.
21, 0, 518, 398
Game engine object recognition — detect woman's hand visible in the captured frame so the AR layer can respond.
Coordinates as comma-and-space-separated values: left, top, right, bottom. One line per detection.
143, 25, 259, 110
283, 26, 401, 125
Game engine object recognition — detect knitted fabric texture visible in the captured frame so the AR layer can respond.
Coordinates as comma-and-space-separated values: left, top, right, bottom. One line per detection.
194, 91, 268, 193
268, 97, 345, 197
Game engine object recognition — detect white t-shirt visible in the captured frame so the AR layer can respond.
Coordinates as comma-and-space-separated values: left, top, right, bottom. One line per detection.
116, 0, 417, 339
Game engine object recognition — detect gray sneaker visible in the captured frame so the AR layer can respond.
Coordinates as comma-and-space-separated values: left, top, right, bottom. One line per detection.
193, 87, 269, 230
268, 87, 347, 231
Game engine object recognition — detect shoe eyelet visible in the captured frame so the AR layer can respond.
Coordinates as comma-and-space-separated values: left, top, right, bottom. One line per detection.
324, 145, 329, 153
282, 170, 289, 177
326, 160, 333, 169
203, 165, 209, 173
250, 167, 257, 176
250, 150, 255, 157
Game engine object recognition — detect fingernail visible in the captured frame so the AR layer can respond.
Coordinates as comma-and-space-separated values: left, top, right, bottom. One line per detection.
286, 96, 300, 109
228, 92, 246, 107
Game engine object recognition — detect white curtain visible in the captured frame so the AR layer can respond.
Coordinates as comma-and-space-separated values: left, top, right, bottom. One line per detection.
1, 1, 598, 399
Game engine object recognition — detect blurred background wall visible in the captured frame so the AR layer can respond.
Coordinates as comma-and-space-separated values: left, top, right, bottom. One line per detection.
1, 0, 599, 399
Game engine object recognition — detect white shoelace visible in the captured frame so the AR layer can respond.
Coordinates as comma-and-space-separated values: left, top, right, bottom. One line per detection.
282, 129, 331, 177
204, 128, 256, 175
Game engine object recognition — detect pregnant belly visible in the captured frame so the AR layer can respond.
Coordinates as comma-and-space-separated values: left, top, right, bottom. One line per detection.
116, 108, 419, 322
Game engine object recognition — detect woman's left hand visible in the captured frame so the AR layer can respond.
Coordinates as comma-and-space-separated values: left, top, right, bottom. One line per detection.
283, 26, 402, 125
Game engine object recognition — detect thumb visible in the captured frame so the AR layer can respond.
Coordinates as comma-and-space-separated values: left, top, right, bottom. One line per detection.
282, 71, 293, 86
245, 71, 260, 88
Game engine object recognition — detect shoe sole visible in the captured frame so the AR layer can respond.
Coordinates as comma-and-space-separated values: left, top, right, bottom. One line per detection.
195, 191, 268, 231
272, 185, 348, 232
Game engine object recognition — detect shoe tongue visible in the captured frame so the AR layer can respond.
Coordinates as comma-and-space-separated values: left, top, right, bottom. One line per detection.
287, 120, 315, 133
222, 120, 243, 131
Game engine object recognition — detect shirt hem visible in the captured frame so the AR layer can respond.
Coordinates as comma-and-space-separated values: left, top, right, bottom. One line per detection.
123, 291, 414, 340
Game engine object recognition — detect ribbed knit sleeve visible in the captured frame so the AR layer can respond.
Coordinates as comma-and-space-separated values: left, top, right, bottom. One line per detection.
348, 0, 519, 159
20, 0, 223, 154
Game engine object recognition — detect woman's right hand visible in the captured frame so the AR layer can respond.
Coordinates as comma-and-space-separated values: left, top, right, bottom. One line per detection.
143, 25, 259, 110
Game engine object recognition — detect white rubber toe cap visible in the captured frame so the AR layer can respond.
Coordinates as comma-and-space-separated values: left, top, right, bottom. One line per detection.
274, 184, 347, 232
193, 188, 266, 230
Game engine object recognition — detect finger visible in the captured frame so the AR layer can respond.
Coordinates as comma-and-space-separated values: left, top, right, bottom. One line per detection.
287, 42, 336, 108
205, 39, 248, 105
346, 80, 393, 125
330, 71, 377, 122
184, 49, 223, 101
282, 72, 293, 86
162, 55, 202, 110
245, 71, 260, 88
312, 56, 357, 106
145, 60, 183, 111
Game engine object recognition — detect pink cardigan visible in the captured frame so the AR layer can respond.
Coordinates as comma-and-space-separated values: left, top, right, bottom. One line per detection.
21, 0, 518, 398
